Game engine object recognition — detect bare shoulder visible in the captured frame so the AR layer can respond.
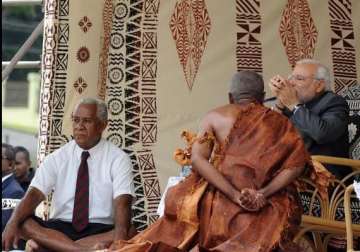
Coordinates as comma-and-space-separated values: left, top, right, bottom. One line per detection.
200, 105, 238, 141
201, 105, 233, 124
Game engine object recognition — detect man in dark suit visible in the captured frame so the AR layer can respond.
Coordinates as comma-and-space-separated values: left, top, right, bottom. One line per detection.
2, 143, 25, 233
269, 59, 350, 179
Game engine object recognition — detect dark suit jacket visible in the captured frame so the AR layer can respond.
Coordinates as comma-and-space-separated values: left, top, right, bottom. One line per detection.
283, 91, 350, 178
18, 167, 35, 192
2, 175, 24, 232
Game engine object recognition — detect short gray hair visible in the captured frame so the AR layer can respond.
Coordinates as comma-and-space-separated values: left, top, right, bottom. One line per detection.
296, 59, 331, 90
74, 97, 108, 121
229, 71, 264, 102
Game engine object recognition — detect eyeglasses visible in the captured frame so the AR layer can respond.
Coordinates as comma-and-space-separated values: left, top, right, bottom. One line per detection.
71, 116, 97, 126
288, 74, 322, 82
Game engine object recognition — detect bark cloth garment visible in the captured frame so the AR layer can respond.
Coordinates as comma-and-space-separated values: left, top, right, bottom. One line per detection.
108, 103, 330, 252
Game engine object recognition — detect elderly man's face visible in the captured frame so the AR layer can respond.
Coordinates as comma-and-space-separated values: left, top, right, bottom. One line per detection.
289, 63, 325, 103
72, 104, 107, 150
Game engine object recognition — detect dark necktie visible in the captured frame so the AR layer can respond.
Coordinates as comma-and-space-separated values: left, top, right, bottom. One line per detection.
72, 151, 90, 232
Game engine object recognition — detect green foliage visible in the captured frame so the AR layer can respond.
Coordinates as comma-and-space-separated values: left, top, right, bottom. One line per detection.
3, 6, 42, 20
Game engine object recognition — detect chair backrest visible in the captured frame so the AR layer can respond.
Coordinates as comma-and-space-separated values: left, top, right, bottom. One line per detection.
299, 156, 360, 219
299, 155, 360, 251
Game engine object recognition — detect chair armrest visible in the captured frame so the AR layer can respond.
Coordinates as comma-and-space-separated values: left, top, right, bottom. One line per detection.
311, 155, 360, 170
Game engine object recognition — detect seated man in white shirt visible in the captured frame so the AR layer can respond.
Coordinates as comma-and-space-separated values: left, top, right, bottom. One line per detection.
2, 98, 135, 251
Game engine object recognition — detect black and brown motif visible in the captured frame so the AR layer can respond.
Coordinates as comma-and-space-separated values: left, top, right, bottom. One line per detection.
138, 0, 161, 227
108, 67, 124, 84
38, 0, 70, 162
108, 97, 124, 116
76, 46, 90, 63
38, 0, 71, 219
78, 16, 92, 33
169, 0, 211, 90
98, 0, 113, 100
101, 0, 161, 231
279, 0, 318, 68
236, 0, 263, 73
328, 0, 359, 159
73, 77, 88, 94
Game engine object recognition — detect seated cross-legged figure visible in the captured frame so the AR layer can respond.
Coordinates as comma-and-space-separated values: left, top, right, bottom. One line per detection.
2, 143, 25, 234
2, 98, 135, 252
106, 71, 327, 252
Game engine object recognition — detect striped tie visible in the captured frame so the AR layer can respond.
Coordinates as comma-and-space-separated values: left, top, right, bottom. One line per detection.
72, 151, 90, 232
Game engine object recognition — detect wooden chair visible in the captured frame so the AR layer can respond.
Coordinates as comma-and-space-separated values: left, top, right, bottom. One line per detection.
295, 155, 360, 252
344, 184, 359, 252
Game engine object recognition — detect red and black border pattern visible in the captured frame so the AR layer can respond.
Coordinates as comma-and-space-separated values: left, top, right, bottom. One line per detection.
236, 0, 263, 73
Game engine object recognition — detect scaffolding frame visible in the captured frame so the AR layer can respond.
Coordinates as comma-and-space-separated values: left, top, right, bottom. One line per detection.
2, 0, 43, 81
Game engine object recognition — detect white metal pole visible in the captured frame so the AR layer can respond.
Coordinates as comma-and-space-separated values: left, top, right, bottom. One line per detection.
2, 0, 42, 6
2, 61, 41, 69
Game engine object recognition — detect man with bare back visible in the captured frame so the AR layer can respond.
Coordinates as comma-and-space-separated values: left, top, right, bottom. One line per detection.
107, 71, 312, 252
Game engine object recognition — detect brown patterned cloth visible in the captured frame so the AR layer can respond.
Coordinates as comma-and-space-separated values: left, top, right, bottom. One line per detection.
108, 103, 325, 252
297, 159, 334, 200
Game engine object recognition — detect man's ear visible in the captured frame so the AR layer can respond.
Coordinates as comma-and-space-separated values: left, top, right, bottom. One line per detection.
315, 80, 326, 93
9, 160, 15, 168
229, 93, 234, 104
100, 120, 108, 131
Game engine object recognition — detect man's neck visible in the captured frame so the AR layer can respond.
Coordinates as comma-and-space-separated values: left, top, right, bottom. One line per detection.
235, 98, 259, 105
82, 137, 102, 150
16, 173, 28, 182
306, 90, 327, 105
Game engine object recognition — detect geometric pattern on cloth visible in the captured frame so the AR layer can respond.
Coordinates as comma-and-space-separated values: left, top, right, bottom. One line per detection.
76, 46, 90, 64
169, 0, 211, 90
101, 0, 161, 231
38, 0, 71, 220
73, 77, 88, 94
328, 0, 359, 159
339, 85, 360, 159
236, 0, 263, 73
78, 16, 93, 33
279, 0, 318, 68
300, 192, 360, 224
38, 0, 162, 229
300, 192, 322, 217
98, 0, 113, 100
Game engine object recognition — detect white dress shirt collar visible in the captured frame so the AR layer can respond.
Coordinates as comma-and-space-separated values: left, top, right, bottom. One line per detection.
74, 138, 105, 160
30, 138, 134, 224
2, 173, 13, 182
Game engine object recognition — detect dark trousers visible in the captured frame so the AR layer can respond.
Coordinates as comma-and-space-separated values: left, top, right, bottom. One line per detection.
32, 216, 114, 241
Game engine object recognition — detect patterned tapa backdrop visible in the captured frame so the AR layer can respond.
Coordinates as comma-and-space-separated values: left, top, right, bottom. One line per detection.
38, 0, 360, 230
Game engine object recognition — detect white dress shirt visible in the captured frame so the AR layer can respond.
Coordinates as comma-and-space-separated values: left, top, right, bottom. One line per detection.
30, 139, 135, 225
